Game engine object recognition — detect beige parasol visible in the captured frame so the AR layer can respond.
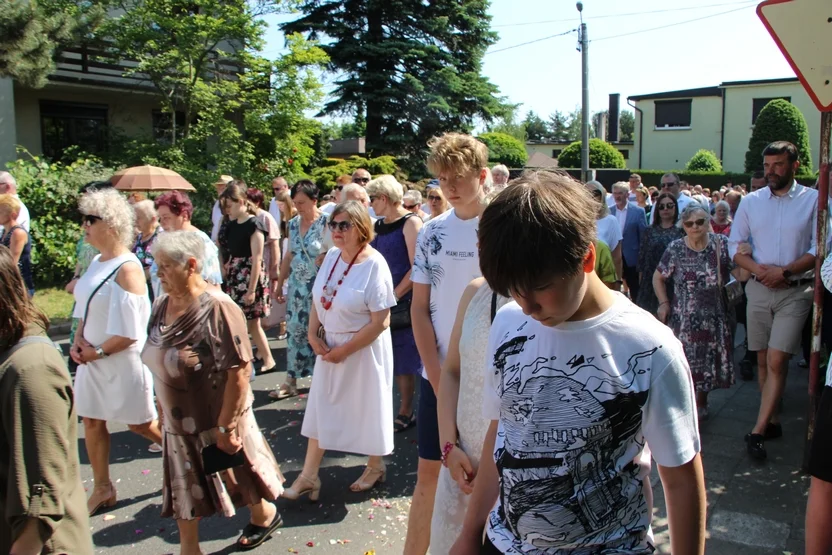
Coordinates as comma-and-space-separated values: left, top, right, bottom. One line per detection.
111, 165, 196, 192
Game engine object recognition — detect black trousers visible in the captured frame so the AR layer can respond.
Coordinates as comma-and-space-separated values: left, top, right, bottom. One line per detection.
623, 262, 640, 303
482, 536, 502, 554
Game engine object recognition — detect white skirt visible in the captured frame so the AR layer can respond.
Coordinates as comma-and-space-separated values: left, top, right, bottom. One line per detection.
301, 329, 394, 456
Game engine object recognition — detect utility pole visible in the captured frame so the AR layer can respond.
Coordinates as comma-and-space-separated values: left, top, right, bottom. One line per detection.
577, 2, 589, 183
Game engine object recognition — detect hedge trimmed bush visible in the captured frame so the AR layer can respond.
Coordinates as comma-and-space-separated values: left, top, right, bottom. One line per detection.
477, 132, 528, 168
558, 138, 626, 169
309, 155, 403, 192
685, 149, 723, 172
745, 99, 813, 175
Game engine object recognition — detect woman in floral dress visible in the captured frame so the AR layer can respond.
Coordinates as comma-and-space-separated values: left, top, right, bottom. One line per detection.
654, 204, 735, 420
270, 180, 328, 400
636, 192, 684, 316
132, 199, 161, 303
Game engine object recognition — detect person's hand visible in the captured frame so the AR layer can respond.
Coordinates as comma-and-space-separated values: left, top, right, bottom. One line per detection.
276, 282, 286, 304
322, 345, 348, 364
70, 344, 85, 364
270, 278, 280, 298
243, 291, 255, 306
449, 531, 483, 555
737, 242, 753, 256
445, 447, 476, 495
757, 265, 788, 289
657, 302, 670, 324
215, 428, 242, 455
309, 335, 330, 357
65, 278, 78, 294
78, 344, 100, 363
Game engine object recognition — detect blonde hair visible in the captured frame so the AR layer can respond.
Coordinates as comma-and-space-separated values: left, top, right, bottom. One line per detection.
330, 200, 374, 245
0, 194, 22, 217
426, 133, 489, 177
79, 188, 136, 247
365, 175, 404, 204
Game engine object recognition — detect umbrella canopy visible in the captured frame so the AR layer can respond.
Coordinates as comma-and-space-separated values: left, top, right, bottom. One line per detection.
111, 165, 196, 192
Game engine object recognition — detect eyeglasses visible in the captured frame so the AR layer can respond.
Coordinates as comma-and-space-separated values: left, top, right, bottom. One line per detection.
353, 177, 370, 184
658, 203, 675, 210
82, 214, 102, 226
403, 203, 418, 209
590, 190, 603, 197
327, 220, 354, 232
368, 195, 379, 202
334, 185, 344, 191
428, 195, 442, 201
683, 218, 707, 228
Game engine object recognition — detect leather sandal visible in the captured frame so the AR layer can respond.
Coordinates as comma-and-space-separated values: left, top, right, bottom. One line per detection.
87, 482, 117, 516
237, 511, 283, 550
268, 380, 298, 400
350, 464, 386, 493
282, 473, 321, 501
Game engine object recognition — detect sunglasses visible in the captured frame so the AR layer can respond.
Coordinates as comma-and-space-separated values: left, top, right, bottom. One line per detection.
590, 190, 603, 197
353, 178, 370, 184
428, 195, 442, 201
683, 218, 707, 228
403, 203, 418, 209
334, 185, 344, 191
660, 183, 676, 189
83, 214, 102, 226
327, 220, 354, 232
658, 203, 675, 210
369, 195, 379, 202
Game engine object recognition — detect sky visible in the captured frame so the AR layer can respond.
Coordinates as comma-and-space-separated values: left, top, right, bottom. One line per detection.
259, 0, 796, 123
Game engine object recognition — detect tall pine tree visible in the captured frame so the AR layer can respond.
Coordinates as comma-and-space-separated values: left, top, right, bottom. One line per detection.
283, 0, 509, 161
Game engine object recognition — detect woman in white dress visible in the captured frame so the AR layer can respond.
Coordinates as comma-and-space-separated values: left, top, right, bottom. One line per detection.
586, 180, 623, 282
70, 188, 161, 516
431, 277, 510, 553
282, 201, 396, 499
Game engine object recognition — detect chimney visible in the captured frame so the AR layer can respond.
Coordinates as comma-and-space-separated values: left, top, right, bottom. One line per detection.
608, 93, 620, 143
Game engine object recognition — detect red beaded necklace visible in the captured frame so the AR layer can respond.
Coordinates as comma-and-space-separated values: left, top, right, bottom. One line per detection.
320, 246, 365, 310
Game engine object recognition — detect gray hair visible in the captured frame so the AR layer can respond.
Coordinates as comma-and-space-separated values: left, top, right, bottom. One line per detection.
661, 172, 680, 185
678, 203, 708, 228
133, 199, 158, 222
611, 181, 629, 194
491, 164, 509, 178
692, 194, 710, 210
341, 183, 369, 202
151, 231, 205, 273
715, 200, 731, 214
403, 190, 422, 205
0, 171, 17, 192
365, 174, 403, 204
79, 188, 136, 247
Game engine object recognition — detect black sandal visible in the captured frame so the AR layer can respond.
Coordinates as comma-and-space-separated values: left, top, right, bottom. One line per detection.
394, 413, 415, 433
237, 512, 283, 551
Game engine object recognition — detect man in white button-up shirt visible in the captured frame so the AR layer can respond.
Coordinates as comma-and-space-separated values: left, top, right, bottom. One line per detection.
729, 141, 820, 461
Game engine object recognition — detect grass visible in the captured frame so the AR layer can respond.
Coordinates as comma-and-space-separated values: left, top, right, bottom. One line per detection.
33, 287, 75, 325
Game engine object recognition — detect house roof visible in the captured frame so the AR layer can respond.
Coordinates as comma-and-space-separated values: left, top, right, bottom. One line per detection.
720, 77, 799, 88
525, 151, 559, 169
628, 86, 721, 102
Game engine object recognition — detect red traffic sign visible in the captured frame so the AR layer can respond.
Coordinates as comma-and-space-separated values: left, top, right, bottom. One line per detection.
757, 0, 832, 112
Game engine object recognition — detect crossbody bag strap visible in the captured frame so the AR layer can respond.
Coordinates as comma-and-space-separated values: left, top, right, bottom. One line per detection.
714, 235, 723, 289
83, 262, 128, 323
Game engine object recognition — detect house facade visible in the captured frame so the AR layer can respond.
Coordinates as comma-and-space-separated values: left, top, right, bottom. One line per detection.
628, 77, 823, 173
525, 140, 635, 168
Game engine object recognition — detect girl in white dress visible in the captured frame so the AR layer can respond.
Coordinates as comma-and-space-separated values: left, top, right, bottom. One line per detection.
282, 201, 396, 500
70, 188, 161, 516
432, 277, 510, 553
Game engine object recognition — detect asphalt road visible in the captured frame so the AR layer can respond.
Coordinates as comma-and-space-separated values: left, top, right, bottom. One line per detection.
58, 331, 420, 555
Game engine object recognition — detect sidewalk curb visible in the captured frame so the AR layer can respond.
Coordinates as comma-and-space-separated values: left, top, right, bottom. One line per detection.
48, 322, 72, 339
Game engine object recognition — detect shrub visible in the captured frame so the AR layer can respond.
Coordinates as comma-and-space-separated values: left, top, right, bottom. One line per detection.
309, 155, 403, 192
685, 149, 723, 172
558, 138, 626, 169
745, 99, 813, 175
477, 132, 528, 168
7, 150, 118, 286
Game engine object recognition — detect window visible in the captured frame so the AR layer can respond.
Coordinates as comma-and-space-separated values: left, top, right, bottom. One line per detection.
654, 99, 692, 128
40, 101, 108, 159
752, 97, 791, 124
152, 109, 187, 142
618, 149, 629, 160
552, 149, 563, 158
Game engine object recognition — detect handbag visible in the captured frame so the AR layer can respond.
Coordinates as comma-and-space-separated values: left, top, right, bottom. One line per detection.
389, 297, 412, 331
715, 236, 743, 311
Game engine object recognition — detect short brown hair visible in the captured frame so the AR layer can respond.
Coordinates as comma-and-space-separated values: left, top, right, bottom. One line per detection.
330, 200, 374, 245
479, 171, 596, 297
426, 133, 489, 177
629, 173, 641, 180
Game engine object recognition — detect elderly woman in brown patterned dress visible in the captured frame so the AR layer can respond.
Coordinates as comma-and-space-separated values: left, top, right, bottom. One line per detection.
141, 231, 285, 554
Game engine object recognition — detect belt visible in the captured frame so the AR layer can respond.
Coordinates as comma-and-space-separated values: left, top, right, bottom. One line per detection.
750, 275, 813, 288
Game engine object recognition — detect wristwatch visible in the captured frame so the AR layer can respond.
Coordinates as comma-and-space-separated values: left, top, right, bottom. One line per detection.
783, 269, 793, 280
95, 346, 108, 359
217, 425, 236, 435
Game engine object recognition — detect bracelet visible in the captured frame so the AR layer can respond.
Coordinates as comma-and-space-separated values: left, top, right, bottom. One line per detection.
659, 301, 670, 306
440, 441, 457, 467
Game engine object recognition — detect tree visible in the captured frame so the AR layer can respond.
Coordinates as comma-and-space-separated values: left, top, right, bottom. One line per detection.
547, 110, 570, 142
557, 138, 625, 169
487, 107, 525, 142
477, 132, 528, 168
619, 110, 635, 142
685, 149, 722, 172
0, 0, 105, 87
523, 110, 549, 142
745, 98, 813, 175
283, 0, 510, 159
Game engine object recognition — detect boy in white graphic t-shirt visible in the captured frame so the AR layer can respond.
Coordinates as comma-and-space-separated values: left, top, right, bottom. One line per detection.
405, 133, 489, 555
451, 171, 705, 555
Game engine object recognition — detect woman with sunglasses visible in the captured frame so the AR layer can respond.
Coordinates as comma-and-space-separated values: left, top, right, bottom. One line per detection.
654, 203, 736, 420
425, 187, 449, 221
283, 201, 396, 499
403, 190, 430, 221
70, 188, 162, 515
635, 192, 683, 316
